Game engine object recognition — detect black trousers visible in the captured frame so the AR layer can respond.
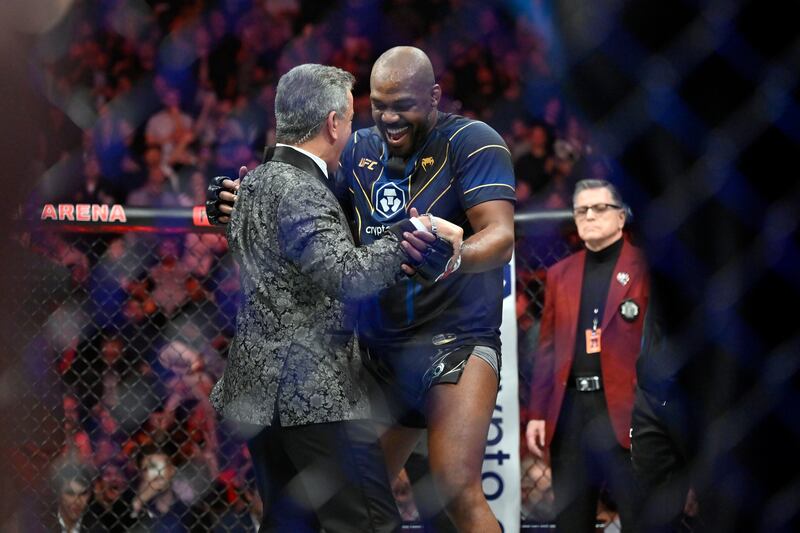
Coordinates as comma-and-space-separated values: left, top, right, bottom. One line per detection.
630, 386, 693, 532
247, 419, 401, 533
550, 388, 638, 532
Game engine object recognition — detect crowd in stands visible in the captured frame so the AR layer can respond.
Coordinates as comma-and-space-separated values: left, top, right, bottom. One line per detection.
26, 0, 613, 528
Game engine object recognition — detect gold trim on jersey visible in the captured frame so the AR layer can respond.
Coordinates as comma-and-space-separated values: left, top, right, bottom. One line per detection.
448, 121, 479, 141
425, 178, 456, 212
370, 165, 384, 203
352, 170, 375, 213
462, 183, 516, 195
409, 145, 449, 207
354, 204, 362, 235
467, 144, 511, 158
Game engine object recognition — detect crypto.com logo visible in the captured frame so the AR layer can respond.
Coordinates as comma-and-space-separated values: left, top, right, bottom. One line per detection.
374, 182, 406, 220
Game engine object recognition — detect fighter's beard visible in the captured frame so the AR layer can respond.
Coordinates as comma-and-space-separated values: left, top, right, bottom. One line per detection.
386, 156, 405, 177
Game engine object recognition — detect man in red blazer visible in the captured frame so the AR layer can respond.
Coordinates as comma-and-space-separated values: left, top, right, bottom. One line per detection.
526, 179, 649, 531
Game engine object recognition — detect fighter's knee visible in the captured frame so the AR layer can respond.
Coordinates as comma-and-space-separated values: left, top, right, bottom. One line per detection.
431, 466, 481, 502
442, 483, 486, 521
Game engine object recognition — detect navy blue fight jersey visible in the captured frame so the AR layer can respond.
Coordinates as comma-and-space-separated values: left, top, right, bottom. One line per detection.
335, 112, 515, 351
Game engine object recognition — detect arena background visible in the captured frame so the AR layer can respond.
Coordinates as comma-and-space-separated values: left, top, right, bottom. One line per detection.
1, 0, 798, 531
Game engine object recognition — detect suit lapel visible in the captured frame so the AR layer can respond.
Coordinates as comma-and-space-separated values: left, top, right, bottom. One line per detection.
601, 240, 639, 330
563, 252, 585, 344
264, 145, 333, 194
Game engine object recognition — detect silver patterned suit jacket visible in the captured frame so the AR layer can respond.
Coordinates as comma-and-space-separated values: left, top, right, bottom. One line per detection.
210, 146, 408, 427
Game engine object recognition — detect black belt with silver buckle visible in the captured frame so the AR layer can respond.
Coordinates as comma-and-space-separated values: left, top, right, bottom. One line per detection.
573, 376, 602, 392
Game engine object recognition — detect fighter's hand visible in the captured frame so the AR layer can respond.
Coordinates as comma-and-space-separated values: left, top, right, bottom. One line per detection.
409, 207, 464, 252
526, 419, 547, 459
409, 207, 464, 281
400, 230, 437, 275
217, 178, 240, 216
206, 166, 245, 225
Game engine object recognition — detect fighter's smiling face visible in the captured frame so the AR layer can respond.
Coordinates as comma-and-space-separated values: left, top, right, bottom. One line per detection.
370, 76, 439, 159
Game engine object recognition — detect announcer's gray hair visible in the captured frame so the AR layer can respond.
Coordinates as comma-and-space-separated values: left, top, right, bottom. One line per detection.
275, 64, 355, 145
572, 179, 632, 218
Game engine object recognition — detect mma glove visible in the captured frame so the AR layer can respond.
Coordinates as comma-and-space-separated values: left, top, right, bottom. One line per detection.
205, 176, 231, 226
385, 218, 462, 282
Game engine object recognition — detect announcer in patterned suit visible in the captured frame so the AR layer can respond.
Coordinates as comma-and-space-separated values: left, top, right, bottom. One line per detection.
210, 64, 459, 533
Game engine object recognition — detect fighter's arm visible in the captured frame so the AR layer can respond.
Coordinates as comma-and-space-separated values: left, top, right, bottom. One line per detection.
449, 121, 516, 272
407, 201, 512, 277
461, 199, 515, 272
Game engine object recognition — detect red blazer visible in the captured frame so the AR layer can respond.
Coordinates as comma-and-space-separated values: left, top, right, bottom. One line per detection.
528, 239, 649, 449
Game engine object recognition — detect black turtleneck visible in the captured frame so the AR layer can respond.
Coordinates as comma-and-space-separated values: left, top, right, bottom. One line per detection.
570, 237, 624, 379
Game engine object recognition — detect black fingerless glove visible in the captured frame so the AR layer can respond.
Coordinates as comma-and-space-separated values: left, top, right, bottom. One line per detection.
205, 176, 230, 225
413, 235, 457, 282
384, 219, 459, 282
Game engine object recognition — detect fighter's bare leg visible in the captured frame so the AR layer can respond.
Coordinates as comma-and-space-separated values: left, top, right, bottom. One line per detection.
426, 355, 500, 533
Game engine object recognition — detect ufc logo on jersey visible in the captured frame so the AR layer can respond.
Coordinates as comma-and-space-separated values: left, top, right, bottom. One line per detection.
358, 158, 378, 170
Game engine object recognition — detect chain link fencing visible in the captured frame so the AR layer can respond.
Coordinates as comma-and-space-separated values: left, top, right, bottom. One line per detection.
6, 208, 582, 530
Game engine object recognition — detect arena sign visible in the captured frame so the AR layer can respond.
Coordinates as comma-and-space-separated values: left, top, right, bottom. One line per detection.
40, 203, 127, 223
35, 205, 221, 233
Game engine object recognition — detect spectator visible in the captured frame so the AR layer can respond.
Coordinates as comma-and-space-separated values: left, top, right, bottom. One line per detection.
51, 461, 99, 532
53, 156, 121, 259
91, 103, 139, 184
147, 238, 193, 317
86, 236, 137, 330
538, 139, 580, 209
514, 120, 555, 204
65, 333, 128, 414
182, 228, 229, 280
208, 476, 261, 532
37, 233, 90, 286
144, 86, 196, 165
541, 95, 565, 134
158, 339, 219, 474
127, 146, 191, 207
62, 394, 93, 464
391, 469, 421, 522
86, 463, 134, 532
128, 445, 192, 532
